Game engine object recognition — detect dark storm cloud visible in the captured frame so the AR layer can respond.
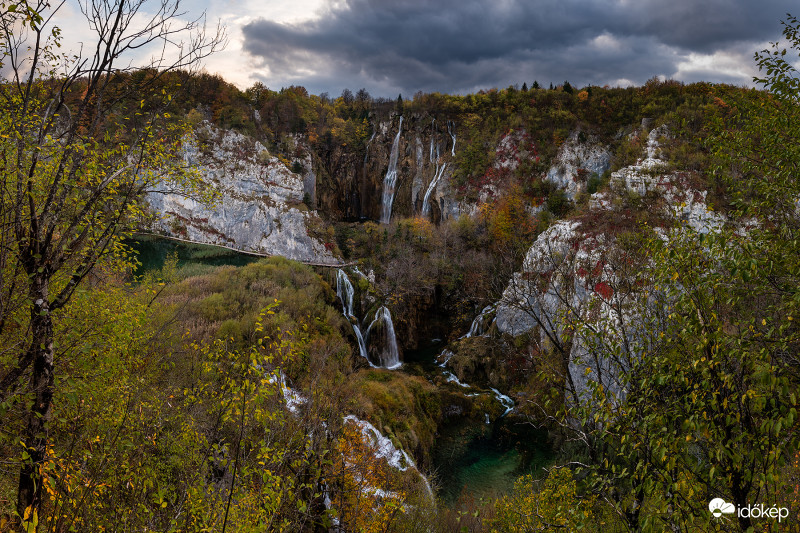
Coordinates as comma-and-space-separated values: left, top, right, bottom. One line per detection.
241, 0, 796, 95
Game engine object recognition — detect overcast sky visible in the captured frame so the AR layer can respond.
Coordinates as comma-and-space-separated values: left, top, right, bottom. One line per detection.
52, 0, 800, 97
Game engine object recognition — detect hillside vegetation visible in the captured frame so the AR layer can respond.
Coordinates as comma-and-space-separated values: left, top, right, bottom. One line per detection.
2, 2, 800, 531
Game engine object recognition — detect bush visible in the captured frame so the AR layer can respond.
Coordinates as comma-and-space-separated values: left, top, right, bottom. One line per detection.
546, 189, 571, 217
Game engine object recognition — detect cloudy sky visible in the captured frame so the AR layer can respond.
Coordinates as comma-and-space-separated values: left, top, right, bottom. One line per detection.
52, 0, 799, 96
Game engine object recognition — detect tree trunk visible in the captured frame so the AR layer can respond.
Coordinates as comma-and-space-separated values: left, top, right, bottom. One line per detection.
16, 280, 55, 529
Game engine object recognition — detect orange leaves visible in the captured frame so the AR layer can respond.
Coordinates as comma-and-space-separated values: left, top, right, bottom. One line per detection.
331, 422, 407, 532
480, 186, 537, 253
407, 216, 434, 243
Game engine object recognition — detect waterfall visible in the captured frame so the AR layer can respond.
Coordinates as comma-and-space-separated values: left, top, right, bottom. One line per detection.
421, 163, 446, 217
364, 129, 376, 164
336, 269, 355, 317
366, 306, 401, 369
429, 119, 436, 163
380, 117, 403, 224
490, 387, 515, 416
344, 415, 434, 498
438, 349, 455, 367
267, 370, 306, 414
336, 269, 373, 365
463, 304, 495, 338
445, 371, 470, 388
448, 120, 456, 156
421, 119, 444, 217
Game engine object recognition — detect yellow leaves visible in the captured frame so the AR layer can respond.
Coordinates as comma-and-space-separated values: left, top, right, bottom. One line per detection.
490, 468, 596, 531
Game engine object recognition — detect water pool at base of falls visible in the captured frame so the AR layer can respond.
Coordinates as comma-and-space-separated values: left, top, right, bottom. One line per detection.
431, 415, 552, 503
405, 341, 553, 504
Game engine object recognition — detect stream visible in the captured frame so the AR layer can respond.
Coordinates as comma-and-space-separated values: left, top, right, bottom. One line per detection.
127, 237, 554, 505
405, 341, 552, 503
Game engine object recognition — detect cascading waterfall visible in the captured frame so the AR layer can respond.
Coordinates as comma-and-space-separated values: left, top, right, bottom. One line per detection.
490, 388, 515, 416
344, 415, 434, 498
336, 269, 355, 317
336, 269, 373, 365
435, 306, 515, 419
463, 304, 495, 338
421, 119, 444, 217
448, 120, 457, 156
364, 129, 376, 164
380, 117, 403, 224
421, 162, 446, 217
429, 119, 436, 163
366, 306, 401, 369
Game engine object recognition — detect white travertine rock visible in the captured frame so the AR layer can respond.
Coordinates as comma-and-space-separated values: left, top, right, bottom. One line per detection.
545, 130, 612, 200
146, 123, 334, 262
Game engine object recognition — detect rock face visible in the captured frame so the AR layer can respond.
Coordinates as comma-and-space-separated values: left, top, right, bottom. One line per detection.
315, 114, 477, 223
495, 219, 585, 337
496, 124, 726, 401
605, 125, 724, 233
545, 130, 612, 200
146, 123, 335, 263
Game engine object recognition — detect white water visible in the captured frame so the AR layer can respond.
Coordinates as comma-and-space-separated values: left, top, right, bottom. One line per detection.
343, 415, 434, 498
445, 371, 470, 388
429, 119, 436, 163
435, 306, 515, 420
267, 371, 306, 414
365, 129, 376, 164
463, 305, 495, 338
336, 269, 356, 318
380, 117, 403, 224
438, 349, 455, 367
421, 162, 446, 217
490, 387, 515, 416
366, 306, 401, 369
344, 415, 413, 470
336, 269, 373, 365
448, 120, 456, 156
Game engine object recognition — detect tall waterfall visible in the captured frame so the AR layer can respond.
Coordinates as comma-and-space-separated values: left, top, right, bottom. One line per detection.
447, 120, 456, 156
364, 129, 376, 164
336, 269, 372, 365
366, 306, 401, 369
429, 119, 436, 163
421, 163, 446, 217
380, 117, 403, 224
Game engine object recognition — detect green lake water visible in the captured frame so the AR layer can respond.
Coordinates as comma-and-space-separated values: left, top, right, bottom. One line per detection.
405, 342, 554, 504
432, 414, 552, 503
125, 235, 260, 277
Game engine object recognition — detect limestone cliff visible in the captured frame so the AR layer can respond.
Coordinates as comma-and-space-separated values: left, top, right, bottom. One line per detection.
145, 123, 335, 263
314, 114, 474, 223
